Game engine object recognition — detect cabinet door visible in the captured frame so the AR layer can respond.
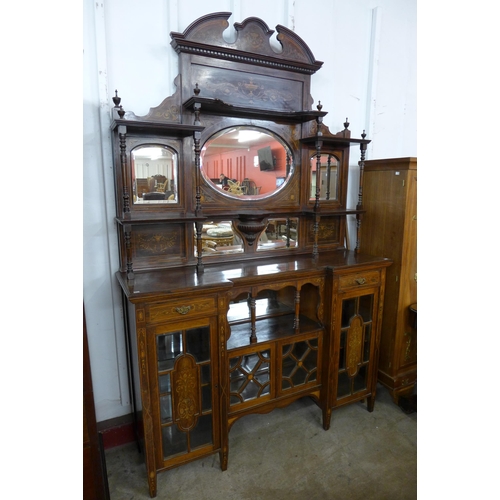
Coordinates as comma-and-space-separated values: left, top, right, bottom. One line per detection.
149, 317, 219, 466
334, 287, 380, 406
279, 332, 322, 396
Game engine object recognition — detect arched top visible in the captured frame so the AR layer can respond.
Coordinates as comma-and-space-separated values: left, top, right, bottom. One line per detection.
170, 12, 323, 75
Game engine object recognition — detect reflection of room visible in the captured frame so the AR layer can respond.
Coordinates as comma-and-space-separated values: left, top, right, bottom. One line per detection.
131, 146, 178, 203
201, 128, 291, 196
310, 154, 339, 200
195, 222, 243, 255
258, 218, 298, 250
196, 218, 298, 256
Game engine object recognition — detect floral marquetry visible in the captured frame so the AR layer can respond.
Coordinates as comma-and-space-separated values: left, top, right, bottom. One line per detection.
345, 315, 363, 377
172, 354, 201, 431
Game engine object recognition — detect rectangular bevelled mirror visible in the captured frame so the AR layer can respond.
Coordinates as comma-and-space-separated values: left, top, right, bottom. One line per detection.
131, 145, 178, 204
310, 153, 339, 201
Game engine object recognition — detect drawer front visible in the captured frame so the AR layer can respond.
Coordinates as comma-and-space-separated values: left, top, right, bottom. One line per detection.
146, 296, 217, 324
338, 270, 380, 290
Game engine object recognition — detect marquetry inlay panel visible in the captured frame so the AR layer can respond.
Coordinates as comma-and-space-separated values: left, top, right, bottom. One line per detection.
172, 354, 201, 431
345, 315, 363, 377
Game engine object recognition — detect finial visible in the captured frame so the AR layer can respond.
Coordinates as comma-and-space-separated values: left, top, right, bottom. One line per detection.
112, 90, 121, 108
344, 117, 350, 130
194, 83, 200, 96
316, 101, 322, 111
361, 130, 366, 139
118, 105, 125, 118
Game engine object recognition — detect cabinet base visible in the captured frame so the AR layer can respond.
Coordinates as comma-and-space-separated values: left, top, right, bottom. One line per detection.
378, 369, 416, 405
398, 394, 417, 414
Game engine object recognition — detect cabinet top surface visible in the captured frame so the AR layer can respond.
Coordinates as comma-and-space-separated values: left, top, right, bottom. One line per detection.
117, 250, 391, 301
364, 157, 417, 171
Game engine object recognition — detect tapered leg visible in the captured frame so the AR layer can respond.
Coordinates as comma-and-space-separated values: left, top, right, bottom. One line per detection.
220, 447, 228, 471
322, 407, 332, 430
148, 470, 157, 498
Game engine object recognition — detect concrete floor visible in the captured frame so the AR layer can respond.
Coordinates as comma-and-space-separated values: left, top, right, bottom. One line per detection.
105, 384, 416, 500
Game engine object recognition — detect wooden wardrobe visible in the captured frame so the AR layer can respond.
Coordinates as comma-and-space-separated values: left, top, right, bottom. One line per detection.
359, 157, 417, 403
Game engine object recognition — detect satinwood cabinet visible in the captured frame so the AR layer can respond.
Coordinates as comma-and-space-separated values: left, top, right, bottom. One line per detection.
112, 12, 391, 497
359, 157, 417, 402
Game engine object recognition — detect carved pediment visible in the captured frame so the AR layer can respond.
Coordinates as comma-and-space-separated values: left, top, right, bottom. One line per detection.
170, 12, 323, 75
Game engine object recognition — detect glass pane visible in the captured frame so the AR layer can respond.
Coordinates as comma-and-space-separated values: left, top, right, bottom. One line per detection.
229, 351, 271, 405
158, 373, 171, 393
201, 384, 212, 412
131, 145, 178, 204
160, 394, 172, 424
186, 326, 210, 362
282, 340, 318, 389
339, 331, 346, 370
363, 324, 372, 362
162, 424, 187, 458
341, 298, 357, 328
359, 294, 374, 322
353, 364, 368, 393
337, 371, 351, 398
291, 367, 307, 386
157, 332, 183, 372
200, 364, 211, 385
190, 414, 213, 450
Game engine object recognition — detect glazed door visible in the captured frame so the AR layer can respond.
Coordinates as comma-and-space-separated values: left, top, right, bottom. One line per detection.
333, 286, 380, 409
148, 316, 220, 469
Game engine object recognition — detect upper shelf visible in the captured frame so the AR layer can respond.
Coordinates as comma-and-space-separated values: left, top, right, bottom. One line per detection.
183, 96, 327, 124
110, 116, 204, 136
300, 135, 371, 149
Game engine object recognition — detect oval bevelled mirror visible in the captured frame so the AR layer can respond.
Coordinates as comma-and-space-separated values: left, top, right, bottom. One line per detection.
200, 126, 293, 199
131, 145, 178, 204
310, 153, 339, 201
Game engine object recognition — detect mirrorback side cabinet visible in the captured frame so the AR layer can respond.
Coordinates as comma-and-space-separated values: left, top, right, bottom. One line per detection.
111, 12, 391, 497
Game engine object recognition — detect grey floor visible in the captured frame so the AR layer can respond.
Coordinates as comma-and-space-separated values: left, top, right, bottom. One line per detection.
105, 384, 416, 500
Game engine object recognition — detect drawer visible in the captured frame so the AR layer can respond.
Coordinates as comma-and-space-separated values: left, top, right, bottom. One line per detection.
338, 270, 380, 290
146, 296, 217, 324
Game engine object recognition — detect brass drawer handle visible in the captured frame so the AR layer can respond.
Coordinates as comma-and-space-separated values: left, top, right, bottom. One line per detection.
355, 278, 366, 285
175, 305, 192, 315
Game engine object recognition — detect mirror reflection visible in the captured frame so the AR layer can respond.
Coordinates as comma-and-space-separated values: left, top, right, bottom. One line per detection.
131, 145, 178, 203
310, 154, 339, 201
195, 222, 243, 256
194, 218, 298, 257
257, 217, 298, 250
200, 127, 293, 199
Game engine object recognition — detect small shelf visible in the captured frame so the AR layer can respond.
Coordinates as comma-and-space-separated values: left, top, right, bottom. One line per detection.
300, 135, 371, 149
227, 299, 293, 324
183, 96, 327, 124
111, 117, 204, 136
227, 314, 323, 351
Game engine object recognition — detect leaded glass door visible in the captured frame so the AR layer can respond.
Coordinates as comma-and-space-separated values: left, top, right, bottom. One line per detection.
334, 288, 379, 405
150, 317, 219, 464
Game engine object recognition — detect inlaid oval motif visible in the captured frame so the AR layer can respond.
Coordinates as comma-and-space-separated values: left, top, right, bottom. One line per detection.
171, 354, 200, 431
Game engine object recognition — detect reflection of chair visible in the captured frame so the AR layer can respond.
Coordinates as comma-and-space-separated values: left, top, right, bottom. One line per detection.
227, 179, 244, 195
151, 175, 167, 192
156, 182, 167, 193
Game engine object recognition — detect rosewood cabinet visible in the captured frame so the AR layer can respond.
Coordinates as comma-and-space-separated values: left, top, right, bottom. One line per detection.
359, 157, 417, 402
111, 12, 391, 497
